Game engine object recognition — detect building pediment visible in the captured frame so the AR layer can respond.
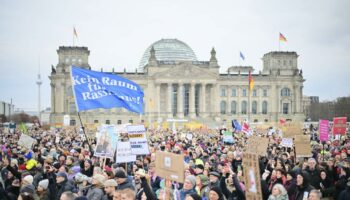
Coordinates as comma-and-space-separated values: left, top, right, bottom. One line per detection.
152, 64, 218, 81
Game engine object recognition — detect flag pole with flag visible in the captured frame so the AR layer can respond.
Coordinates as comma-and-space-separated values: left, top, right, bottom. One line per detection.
279, 32, 287, 51
248, 70, 254, 122
239, 51, 245, 66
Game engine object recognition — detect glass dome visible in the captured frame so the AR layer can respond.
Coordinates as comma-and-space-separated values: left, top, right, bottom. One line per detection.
139, 39, 198, 68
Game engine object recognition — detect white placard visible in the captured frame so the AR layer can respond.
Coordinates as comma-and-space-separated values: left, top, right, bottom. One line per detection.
94, 125, 118, 158
116, 141, 136, 163
127, 125, 150, 155
63, 115, 70, 126
18, 134, 36, 149
186, 133, 193, 141
281, 138, 293, 148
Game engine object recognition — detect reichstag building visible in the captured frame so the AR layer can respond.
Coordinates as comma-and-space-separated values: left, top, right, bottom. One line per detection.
49, 39, 305, 127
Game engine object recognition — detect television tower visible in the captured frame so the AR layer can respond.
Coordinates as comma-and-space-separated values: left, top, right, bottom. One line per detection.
36, 59, 42, 123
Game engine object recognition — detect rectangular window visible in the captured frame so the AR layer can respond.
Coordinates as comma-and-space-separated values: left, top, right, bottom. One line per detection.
242, 89, 247, 97
252, 89, 257, 97
231, 89, 236, 97
283, 103, 289, 114
263, 89, 268, 97
94, 120, 99, 124
129, 120, 133, 124
221, 88, 226, 97
106, 120, 110, 124
117, 120, 122, 125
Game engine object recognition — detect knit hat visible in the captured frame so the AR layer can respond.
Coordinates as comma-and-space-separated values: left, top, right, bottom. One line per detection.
23, 175, 34, 185
38, 179, 49, 190
20, 184, 35, 194
209, 171, 221, 178
185, 175, 196, 188
189, 193, 202, 200
210, 187, 224, 199
92, 174, 106, 186
115, 169, 127, 178
56, 172, 68, 180
74, 173, 88, 183
104, 179, 118, 187
198, 174, 209, 185
196, 164, 204, 170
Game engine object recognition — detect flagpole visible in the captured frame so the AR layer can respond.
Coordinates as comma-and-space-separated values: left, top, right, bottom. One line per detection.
73, 26, 75, 47
78, 112, 93, 153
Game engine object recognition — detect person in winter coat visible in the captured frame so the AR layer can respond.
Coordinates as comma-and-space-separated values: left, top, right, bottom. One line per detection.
220, 168, 245, 200
102, 179, 118, 200
334, 166, 350, 200
209, 186, 225, 200
37, 179, 50, 200
267, 184, 288, 200
86, 174, 106, 200
196, 174, 210, 199
179, 175, 197, 200
115, 169, 135, 191
53, 172, 75, 200
305, 158, 321, 190
318, 170, 334, 199
285, 171, 297, 200
338, 177, 350, 200
295, 171, 314, 200
80, 159, 94, 177
24, 152, 38, 172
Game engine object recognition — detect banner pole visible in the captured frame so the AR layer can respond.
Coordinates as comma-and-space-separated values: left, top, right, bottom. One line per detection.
78, 112, 93, 153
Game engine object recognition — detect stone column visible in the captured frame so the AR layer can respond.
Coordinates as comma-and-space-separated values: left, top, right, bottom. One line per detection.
189, 83, 196, 118
155, 83, 161, 119
237, 86, 241, 117
212, 84, 220, 117
201, 83, 206, 117
167, 83, 172, 118
177, 83, 184, 118
50, 83, 55, 113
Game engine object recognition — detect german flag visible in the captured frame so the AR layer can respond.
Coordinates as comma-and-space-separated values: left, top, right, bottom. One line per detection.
249, 70, 254, 91
279, 33, 287, 42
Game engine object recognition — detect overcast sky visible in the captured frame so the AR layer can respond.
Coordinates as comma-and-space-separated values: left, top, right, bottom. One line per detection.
1, 0, 349, 112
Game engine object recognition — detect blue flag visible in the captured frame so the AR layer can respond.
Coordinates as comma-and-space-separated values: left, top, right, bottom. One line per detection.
70, 66, 144, 114
232, 120, 242, 131
239, 51, 245, 60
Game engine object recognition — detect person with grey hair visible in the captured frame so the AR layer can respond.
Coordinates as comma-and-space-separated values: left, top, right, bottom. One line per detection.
268, 183, 288, 200
308, 189, 322, 200
60, 191, 76, 200
305, 158, 321, 190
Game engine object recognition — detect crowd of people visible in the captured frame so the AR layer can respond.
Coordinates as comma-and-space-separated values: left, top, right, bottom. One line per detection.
0, 122, 350, 200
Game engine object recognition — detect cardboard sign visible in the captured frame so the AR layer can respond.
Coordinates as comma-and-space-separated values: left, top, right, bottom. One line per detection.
186, 133, 193, 141
223, 131, 234, 143
281, 138, 293, 148
116, 141, 136, 163
246, 136, 268, 156
283, 126, 302, 138
155, 151, 184, 183
294, 135, 310, 142
333, 117, 347, 135
18, 134, 36, 149
94, 125, 118, 158
319, 120, 329, 142
295, 141, 312, 158
243, 153, 262, 200
127, 125, 150, 155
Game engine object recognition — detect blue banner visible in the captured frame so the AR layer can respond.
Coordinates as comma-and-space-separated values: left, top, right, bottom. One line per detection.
70, 66, 144, 114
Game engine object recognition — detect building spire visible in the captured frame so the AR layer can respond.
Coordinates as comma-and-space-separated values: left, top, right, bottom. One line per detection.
148, 46, 158, 66
209, 47, 218, 68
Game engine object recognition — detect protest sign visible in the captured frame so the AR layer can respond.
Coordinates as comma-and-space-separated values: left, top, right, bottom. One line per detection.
319, 120, 329, 142
94, 125, 118, 158
127, 125, 150, 155
116, 141, 136, 163
243, 152, 262, 200
295, 141, 312, 158
281, 138, 293, 148
63, 115, 70, 126
223, 131, 234, 143
18, 134, 36, 149
246, 136, 268, 156
155, 151, 184, 183
333, 117, 347, 135
294, 135, 310, 142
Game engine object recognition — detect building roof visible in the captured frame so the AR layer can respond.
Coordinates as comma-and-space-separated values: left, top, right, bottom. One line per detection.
139, 39, 198, 68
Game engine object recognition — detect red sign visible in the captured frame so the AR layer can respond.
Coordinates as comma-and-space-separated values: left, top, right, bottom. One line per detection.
333, 117, 347, 135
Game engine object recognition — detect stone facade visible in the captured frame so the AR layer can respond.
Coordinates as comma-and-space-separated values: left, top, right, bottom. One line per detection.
49, 40, 305, 127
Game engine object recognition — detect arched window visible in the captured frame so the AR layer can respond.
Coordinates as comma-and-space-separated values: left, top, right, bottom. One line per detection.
281, 88, 291, 96
262, 101, 268, 114
252, 101, 257, 114
241, 101, 247, 114
242, 89, 247, 97
220, 101, 227, 114
231, 101, 237, 114
231, 88, 236, 97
